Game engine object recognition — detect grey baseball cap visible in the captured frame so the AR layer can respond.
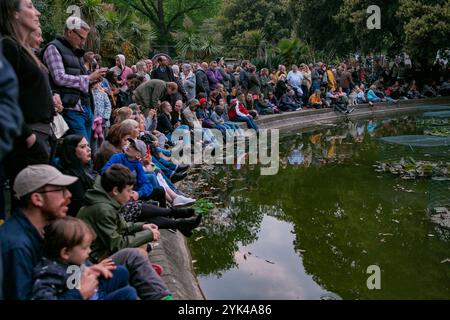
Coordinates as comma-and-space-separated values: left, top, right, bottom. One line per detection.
13, 165, 78, 198
128, 138, 147, 158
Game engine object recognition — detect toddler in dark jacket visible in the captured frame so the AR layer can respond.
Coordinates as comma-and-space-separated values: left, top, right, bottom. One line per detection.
31, 217, 137, 300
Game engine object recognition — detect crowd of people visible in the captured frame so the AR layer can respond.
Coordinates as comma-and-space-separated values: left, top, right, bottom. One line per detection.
0, 0, 449, 300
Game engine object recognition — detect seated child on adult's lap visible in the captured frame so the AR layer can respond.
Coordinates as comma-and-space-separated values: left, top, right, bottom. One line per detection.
31, 217, 137, 300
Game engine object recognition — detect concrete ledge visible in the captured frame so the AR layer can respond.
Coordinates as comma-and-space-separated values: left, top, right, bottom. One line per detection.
149, 230, 205, 300
255, 97, 450, 132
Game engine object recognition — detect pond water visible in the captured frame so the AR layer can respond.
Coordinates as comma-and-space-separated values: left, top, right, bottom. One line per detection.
188, 105, 450, 300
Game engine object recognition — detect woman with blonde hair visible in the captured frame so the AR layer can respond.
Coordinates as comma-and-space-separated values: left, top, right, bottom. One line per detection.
113, 106, 133, 124
300, 63, 312, 105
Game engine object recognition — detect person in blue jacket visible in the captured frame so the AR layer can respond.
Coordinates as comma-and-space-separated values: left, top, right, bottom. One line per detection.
0, 40, 23, 223
101, 138, 166, 205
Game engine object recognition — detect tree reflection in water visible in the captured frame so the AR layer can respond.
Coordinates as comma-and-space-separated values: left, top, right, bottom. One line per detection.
189, 115, 450, 299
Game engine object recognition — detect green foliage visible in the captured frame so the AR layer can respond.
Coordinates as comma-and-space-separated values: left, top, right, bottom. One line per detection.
251, 55, 283, 71
289, 0, 347, 56
218, 0, 291, 58
97, 7, 156, 64
276, 38, 308, 65
34, 0, 67, 41
35, 1, 154, 64
275, 38, 338, 66
398, 0, 450, 64
194, 198, 215, 215
172, 16, 223, 60
116, 0, 221, 54
335, 0, 403, 56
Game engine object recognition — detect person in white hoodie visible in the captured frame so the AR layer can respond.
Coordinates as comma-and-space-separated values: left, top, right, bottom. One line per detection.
181, 64, 196, 101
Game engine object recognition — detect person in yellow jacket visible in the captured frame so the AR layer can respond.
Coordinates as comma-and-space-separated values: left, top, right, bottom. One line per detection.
326, 66, 336, 92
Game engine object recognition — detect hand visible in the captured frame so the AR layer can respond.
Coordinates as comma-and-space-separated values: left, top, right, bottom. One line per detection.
89, 68, 108, 83
143, 224, 160, 241
88, 264, 114, 280
53, 94, 64, 113
130, 191, 139, 201
25, 133, 37, 149
79, 268, 99, 300
98, 258, 116, 272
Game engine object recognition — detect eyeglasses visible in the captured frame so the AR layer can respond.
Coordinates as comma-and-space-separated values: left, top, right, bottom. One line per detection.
72, 30, 87, 41
38, 187, 70, 197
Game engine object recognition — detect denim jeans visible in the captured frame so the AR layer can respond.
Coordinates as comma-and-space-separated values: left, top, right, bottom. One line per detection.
157, 147, 171, 157
152, 158, 175, 177
145, 170, 178, 193
110, 248, 171, 300
63, 105, 93, 142
224, 122, 241, 130
97, 265, 137, 300
230, 116, 258, 131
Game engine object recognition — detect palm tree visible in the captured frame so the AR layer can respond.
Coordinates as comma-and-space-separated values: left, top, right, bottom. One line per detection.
97, 9, 156, 64
276, 38, 308, 65
172, 16, 202, 60
172, 16, 222, 60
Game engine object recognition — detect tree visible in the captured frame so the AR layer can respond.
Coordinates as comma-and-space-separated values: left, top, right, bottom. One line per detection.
218, 0, 291, 58
276, 38, 308, 66
398, 0, 450, 65
116, 0, 221, 54
334, 0, 403, 56
34, 0, 69, 41
172, 16, 222, 60
97, 8, 156, 64
288, 0, 346, 56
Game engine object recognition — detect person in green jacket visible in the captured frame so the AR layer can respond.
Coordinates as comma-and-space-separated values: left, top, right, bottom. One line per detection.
132, 79, 178, 111
78, 164, 160, 263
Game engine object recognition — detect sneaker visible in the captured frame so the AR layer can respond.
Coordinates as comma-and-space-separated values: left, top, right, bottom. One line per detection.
173, 195, 196, 207
295, 107, 303, 111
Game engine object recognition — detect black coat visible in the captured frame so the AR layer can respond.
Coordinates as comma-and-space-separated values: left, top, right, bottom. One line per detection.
31, 258, 85, 300
156, 113, 174, 136
151, 66, 175, 82
195, 69, 210, 96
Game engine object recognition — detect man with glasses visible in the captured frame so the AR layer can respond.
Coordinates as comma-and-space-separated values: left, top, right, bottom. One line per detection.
0, 164, 77, 299
42, 17, 107, 143
0, 164, 171, 300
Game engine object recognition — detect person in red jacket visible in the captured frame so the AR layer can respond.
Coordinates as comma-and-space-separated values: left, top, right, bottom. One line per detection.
228, 93, 258, 131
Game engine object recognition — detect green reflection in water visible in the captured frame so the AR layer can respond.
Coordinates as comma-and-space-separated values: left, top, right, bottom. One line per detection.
189, 113, 450, 300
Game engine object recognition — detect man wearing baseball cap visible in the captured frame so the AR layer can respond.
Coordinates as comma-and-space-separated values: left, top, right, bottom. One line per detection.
0, 165, 78, 299
0, 164, 172, 300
